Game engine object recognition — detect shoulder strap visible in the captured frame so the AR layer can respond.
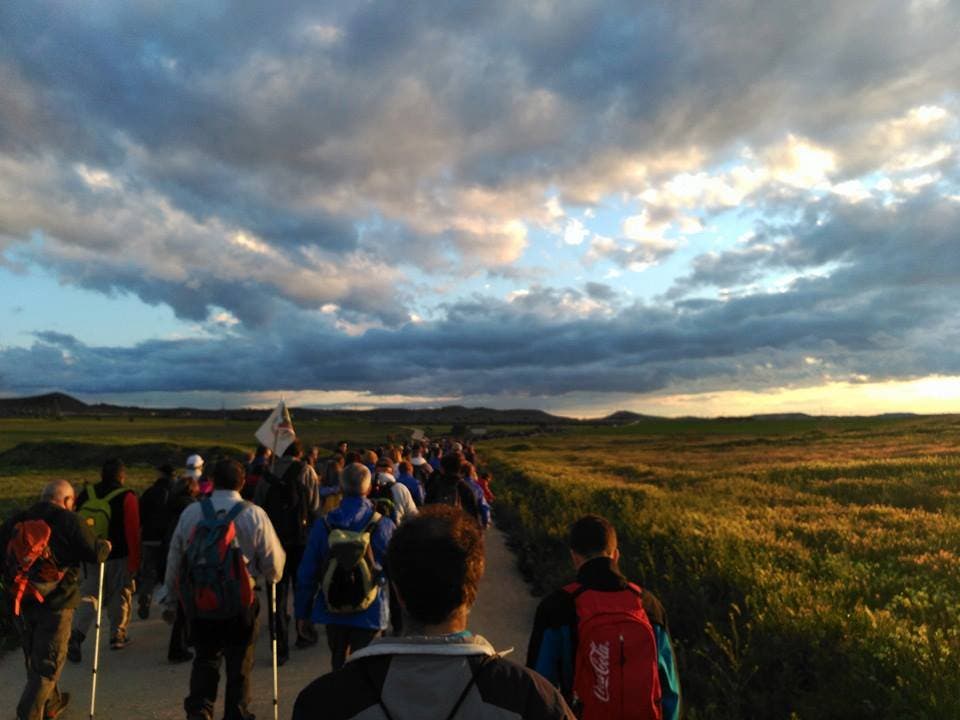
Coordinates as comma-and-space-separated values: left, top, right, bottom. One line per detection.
85, 483, 97, 501
224, 501, 248, 524
364, 511, 382, 534
200, 497, 216, 521
103, 487, 128, 503
444, 655, 495, 720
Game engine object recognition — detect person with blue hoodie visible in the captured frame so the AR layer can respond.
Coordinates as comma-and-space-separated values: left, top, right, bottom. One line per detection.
294, 462, 396, 670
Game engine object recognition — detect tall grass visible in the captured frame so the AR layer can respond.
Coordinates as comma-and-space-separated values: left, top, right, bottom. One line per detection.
486, 416, 960, 719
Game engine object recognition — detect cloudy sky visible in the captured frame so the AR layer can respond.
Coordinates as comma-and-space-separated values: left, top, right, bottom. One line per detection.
2, 0, 960, 417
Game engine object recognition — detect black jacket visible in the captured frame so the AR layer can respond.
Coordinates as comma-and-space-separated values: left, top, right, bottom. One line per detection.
1, 501, 109, 611
424, 473, 482, 524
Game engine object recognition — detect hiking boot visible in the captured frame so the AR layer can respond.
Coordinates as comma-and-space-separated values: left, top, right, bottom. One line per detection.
168, 650, 194, 664
110, 634, 131, 650
67, 631, 83, 663
44, 691, 70, 719
137, 597, 151, 620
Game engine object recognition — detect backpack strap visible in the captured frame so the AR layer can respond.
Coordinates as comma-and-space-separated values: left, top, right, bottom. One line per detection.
364, 512, 382, 534
85, 482, 97, 501
102, 487, 128, 504
224, 502, 248, 524
200, 497, 216, 521
443, 654, 495, 720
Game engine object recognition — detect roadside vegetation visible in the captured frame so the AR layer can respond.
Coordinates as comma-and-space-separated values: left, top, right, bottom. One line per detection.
485, 415, 960, 719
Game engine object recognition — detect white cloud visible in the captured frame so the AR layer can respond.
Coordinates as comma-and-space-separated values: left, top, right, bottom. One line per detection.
563, 218, 589, 246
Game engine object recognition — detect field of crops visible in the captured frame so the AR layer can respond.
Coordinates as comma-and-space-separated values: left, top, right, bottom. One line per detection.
2, 414, 959, 718
484, 415, 960, 719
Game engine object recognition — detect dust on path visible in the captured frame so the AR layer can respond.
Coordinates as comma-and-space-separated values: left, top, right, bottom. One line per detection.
0, 526, 538, 719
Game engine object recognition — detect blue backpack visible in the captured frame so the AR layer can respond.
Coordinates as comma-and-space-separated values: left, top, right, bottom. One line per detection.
177, 498, 255, 621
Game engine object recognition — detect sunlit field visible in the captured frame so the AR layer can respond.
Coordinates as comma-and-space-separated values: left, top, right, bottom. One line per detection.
484, 415, 960, 719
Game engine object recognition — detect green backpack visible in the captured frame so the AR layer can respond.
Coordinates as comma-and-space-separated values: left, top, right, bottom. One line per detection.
321, 512, 382, 614
78, 484, 127, 540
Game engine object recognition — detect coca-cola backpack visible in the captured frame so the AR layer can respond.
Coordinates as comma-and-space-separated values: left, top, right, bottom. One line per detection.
564, 581, 662, 720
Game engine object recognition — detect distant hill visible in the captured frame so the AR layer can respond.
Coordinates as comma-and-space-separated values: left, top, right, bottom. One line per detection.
0, 392, 575, 426
0, 392, 89, 416
596, 410, 664, 424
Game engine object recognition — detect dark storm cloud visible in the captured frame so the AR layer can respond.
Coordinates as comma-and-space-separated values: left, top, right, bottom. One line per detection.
669, 191, 960, 297
5, 226, 959, 399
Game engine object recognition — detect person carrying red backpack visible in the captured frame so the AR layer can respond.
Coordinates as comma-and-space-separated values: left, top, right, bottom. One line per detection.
0, 480, 110, 720
526, 515, 681, 720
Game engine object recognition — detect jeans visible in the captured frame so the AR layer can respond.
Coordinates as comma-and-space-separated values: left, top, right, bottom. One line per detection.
15, 605, 73, 720
184, 600, 260, 720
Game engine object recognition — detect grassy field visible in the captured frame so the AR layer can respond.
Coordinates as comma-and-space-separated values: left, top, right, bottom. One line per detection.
483, 415, 960, 719
2, 414, 959, 718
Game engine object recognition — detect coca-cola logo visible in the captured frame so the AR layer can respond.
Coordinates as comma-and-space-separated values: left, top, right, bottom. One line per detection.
588, 641, 611, 703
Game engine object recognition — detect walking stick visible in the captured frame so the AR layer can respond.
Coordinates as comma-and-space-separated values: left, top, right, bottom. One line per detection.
89, 561, 106, 720
270, 582, 279, 720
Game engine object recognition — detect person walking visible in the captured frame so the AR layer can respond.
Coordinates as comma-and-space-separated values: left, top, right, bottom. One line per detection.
292, 506, 575, 720
254, 439, 321, 664
526, 515, 681, 720
294, 462, 395, 670
164, 459, 285, 720
1, 480, 111, 720
424, 451, 482, 525
163, 474, 200, 664
137, 462, 177, 619
68, 458, 140, 659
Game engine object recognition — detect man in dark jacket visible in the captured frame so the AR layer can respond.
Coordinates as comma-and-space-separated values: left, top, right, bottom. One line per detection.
1, 480, 111, 720
424, 451, 482, 525
293, 506, 574, 720
254, 439, 321, 663
68, 458, 140, 659
137, 462, 177, 619
163, 475, 199, 663
526, 515, 681, 720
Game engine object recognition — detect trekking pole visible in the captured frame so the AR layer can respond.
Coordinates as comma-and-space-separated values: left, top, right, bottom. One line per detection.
270, 582, 279, 720
89, 560, 106, 720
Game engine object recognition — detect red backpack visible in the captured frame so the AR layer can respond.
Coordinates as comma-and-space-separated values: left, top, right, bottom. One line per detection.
4, 519, 66, 616
177, 499, 255, 621
564, 581, 662, 720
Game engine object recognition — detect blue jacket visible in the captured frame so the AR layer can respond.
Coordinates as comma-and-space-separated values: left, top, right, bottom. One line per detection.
395, 471, 425, 507
464, 478, 492, 528
295, 496, 395, 630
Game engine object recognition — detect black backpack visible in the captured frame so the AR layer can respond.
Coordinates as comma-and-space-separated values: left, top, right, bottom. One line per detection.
139, 480, 172, 541
368, 474, 398, 523
262, 461, 310, 546
425, 475, 462, 509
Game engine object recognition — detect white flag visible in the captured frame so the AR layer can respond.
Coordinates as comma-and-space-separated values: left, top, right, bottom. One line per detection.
255, 400, 296, 456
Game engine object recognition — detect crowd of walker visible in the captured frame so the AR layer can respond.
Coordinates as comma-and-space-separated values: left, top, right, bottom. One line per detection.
1, 437, 681, 720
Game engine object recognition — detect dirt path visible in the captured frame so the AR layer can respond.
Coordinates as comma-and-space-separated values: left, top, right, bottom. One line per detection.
0, 525, 538, 719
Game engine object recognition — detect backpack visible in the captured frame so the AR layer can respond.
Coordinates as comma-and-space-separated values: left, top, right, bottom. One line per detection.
77, 484, 127, 540
139, 480, 172, 540
3, 519, 66, 616
369, 475, 399, 523
565, 582, 662, 720
261, 461, 309, 546
320, 512, 382, 614
425, 476, 463, 509
177, 499, 255, 621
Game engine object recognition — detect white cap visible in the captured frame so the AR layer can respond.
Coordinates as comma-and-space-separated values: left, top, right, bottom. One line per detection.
184, 454, 204, 479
